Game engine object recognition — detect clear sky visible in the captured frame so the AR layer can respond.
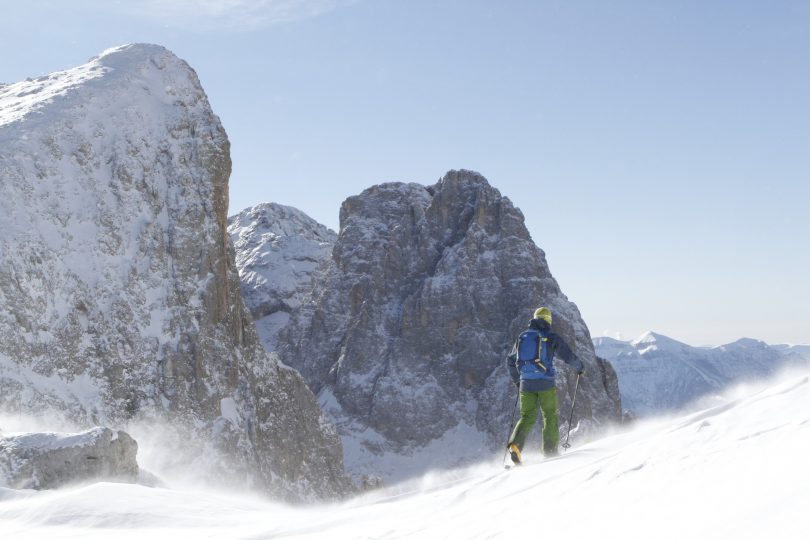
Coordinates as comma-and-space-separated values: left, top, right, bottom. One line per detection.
2, 1, 808, 346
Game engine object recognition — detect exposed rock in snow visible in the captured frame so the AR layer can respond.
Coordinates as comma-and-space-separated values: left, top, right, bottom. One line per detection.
228, 203, 336, 352
0, 44, 350, 501
594, 332, 807, 416
0, 427, 138, 490
276, 170, 622, 481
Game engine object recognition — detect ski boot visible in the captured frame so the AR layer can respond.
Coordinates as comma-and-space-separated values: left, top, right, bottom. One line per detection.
508, 443, 522, 466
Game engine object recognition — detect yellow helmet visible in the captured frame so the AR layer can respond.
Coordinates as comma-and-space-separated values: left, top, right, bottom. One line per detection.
533, 307, 552, 325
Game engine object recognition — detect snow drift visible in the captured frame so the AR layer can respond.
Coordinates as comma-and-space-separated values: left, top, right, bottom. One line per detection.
1, 367, 807, 539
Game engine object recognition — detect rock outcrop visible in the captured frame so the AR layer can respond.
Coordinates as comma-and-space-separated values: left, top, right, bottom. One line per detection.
0, 427, 138, 490
229, 203, 336, 352
277, 170, 622, 480
0, 44, 350, 500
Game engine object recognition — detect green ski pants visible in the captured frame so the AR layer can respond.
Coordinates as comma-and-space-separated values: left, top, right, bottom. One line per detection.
508, 388, 560, 455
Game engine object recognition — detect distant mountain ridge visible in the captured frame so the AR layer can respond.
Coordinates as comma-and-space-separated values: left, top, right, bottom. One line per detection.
594, 331, 808, 416
772, 343, 810, 362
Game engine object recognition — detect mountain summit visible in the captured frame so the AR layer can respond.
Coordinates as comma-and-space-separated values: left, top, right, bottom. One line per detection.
228, 202, 337, 352
0, 44, 350, 500
270, 170, 622, 480
629, 331, 692, 354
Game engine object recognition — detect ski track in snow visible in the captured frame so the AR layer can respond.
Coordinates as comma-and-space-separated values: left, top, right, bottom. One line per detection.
2, 370, 809, 539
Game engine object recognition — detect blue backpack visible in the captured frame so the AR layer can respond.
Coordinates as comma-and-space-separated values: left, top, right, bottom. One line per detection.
516, 329, 555, 380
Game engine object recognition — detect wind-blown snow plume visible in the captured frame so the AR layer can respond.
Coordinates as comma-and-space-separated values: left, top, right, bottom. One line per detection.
2, 367, 808, 539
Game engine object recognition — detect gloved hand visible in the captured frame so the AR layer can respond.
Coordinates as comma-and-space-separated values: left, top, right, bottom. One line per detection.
577, 368, 585, 376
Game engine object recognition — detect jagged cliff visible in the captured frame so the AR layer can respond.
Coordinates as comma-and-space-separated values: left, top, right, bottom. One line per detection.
272, 170, 621, 480
0, 44, 350, 501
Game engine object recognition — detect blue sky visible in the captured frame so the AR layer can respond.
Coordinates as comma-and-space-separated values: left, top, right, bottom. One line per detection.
2, 1, 808, 345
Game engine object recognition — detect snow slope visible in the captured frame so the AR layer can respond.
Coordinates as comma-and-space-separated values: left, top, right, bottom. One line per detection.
2, 368, 808, 539
228, 203, 336, 352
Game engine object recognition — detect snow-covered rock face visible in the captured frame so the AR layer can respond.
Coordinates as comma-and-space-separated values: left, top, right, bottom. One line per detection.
278, 170, 622, 480
594, 332, 806, 416
228, 203, 336, 352
0, 427, 138, 490
0, 44, 350, 501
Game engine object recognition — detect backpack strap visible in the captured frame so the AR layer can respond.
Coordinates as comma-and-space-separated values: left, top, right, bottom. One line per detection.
535, 332, 541, 361
517, 358, 548, 373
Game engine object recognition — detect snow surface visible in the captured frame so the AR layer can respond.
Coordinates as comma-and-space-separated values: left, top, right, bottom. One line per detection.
228, 202, 336, 352
0, 427, 107, 454
2, 368, 808, 539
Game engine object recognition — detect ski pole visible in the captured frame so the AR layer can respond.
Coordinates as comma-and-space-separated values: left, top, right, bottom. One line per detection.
502, 392, 519, 466
562, 373, 581, 451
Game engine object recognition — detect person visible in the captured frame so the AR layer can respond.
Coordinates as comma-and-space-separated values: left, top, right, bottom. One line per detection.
506, 307, 584, 465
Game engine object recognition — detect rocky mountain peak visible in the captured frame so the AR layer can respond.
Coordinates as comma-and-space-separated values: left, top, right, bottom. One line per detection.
274, 169, 622, 481
716, 337, 769, 352
1, 44, 205, 131
630, 331, 691, 354
0, 44, 351, 501
233, 202, 336, 243
228, 203, 337, 351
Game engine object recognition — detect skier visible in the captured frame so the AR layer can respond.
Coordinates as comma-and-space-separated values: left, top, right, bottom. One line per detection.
506, 307, 584, 465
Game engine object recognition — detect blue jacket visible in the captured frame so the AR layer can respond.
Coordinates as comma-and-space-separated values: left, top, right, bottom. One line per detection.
506, 319, 584, 392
